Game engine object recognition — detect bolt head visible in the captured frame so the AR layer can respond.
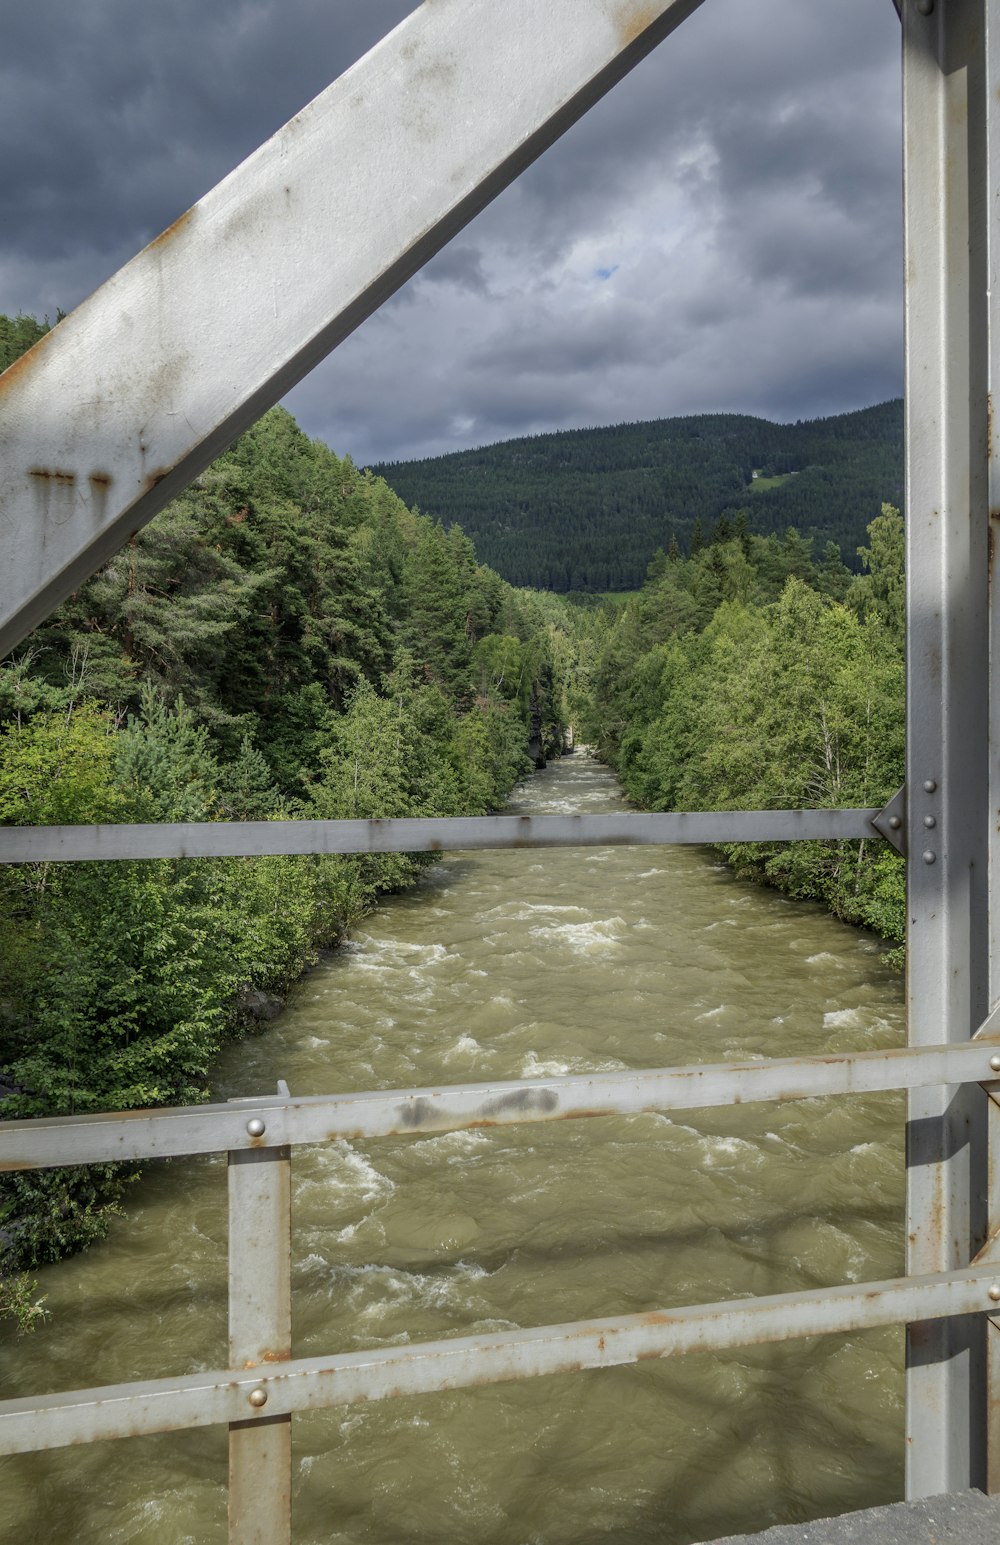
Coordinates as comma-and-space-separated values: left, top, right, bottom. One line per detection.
989, 1285, 1000, 1304
246, 1117, 266, 1138
889, 815, 902, 830
923, 815, 936, 829
915, 0, 934, 14
922, 850, 936, 864
923, 779, 937, 793
248, 1386, 268, 1408
990, 1055, 1000, 1073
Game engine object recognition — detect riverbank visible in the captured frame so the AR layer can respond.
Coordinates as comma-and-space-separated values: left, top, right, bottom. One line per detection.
1, 750, 907, 1545
584, 511, 906, 958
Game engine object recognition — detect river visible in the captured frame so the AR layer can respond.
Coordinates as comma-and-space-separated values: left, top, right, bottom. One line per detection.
0, 751, 906, 1545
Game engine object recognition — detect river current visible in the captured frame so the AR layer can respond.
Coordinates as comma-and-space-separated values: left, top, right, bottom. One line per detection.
1, 752, 906, 1544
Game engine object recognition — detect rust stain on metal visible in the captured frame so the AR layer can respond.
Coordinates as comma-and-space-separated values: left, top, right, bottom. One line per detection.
143, 468, 170, 492
29, 468, 76, 486
88, 472, 112, 490
145, 206, 196, 253
617, 2, 664, 47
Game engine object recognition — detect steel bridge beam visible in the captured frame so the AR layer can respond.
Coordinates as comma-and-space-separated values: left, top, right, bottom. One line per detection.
902, 0, 992, 1496
0, 806, 886, 865
0, 0, 705, 661
4, 1268, 1000, 1457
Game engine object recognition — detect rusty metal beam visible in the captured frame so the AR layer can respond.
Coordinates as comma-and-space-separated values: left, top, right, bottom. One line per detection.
0, 0, 706, 659
4, 1040, 1000, 1173
3, 1267, 1000, 1457
227, 1143, 292, 1545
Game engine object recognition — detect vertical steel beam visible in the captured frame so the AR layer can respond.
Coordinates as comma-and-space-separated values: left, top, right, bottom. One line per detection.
228, 1142, 292, 1545
903, 0, 991, 1496
987, 0, 1000, 1492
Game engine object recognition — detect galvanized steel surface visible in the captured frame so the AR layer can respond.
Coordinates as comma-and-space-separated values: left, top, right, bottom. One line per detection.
0, 0, 706, 660
226, 1143, 292, 1545
3, 1040, 999, 1172
902, 0, 992, 1495
2, 1268, 998, 1458
0, 807, 884, 865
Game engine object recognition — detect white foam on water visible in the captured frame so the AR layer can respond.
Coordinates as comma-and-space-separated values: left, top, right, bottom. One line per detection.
303, 1140, 395, 1206
699, 1134, 763, 1167
417, 1128, 492, 1157
635, 868, 666, 878
442, 1033, 483, 1063
520, 1050, 572, 1078
806, 952, 840, 966
823, 1007, 865, 1030
528, 916, 627, 954
519, 1048, 628, 1079
695, 1005, 727, 1022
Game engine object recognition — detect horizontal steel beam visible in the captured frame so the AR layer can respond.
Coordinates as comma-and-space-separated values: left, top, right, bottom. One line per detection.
0, 808, 884, 865
4, 1041, 1000, 1173
3, 1267, 998, 1456
0, 0, 707, 658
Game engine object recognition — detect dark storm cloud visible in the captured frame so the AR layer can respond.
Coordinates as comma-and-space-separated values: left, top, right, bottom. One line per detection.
0, 0, 903, 465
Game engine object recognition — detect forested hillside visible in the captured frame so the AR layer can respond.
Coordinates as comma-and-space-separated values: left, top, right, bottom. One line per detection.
585, 510, 905, 948
375, 402, 903, 592
0, 315, 571, 1318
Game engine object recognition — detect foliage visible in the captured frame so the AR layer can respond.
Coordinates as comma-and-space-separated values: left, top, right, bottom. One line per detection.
587, 507, 906, 950
0, 315, 574, 1308
376, 401, 903, 592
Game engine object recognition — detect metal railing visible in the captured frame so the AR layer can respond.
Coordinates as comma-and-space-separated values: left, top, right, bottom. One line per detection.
3, 1021, 1000, 1540
0, 803, 992, 1541
1, 0, 997, 1526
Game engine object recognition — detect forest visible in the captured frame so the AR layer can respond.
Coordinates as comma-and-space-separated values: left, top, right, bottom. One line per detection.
0, 312, 906, 1336
582, 511, 905, 954
375, 401, 903, 593
0, 315, 571, 1325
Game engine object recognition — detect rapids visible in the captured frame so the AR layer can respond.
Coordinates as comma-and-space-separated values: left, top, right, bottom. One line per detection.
0, 752, 906, 1543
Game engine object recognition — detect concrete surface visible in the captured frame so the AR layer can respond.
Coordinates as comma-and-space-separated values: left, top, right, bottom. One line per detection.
709, 1490, 1000, 1544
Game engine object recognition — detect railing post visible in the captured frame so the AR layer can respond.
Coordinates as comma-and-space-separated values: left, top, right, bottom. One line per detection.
228, 1132, 292, 1544
903, 0, 991, 1496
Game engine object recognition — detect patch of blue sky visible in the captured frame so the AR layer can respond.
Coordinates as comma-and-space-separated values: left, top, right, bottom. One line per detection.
593, 264, 620, 281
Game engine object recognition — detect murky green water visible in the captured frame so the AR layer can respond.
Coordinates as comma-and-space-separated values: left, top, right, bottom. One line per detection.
0, 753, 906, 1544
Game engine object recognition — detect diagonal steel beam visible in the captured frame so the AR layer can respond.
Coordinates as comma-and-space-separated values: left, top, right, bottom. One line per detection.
0, 0, 706, 660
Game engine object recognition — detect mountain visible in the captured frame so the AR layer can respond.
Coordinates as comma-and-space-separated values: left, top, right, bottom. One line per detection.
372, 400, 903, 592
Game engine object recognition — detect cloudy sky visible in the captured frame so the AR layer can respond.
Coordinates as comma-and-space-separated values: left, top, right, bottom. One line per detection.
1, 0, 902, 467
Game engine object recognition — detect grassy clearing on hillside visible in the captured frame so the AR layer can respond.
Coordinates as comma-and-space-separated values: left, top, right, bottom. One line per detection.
749, 471, 797, 492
